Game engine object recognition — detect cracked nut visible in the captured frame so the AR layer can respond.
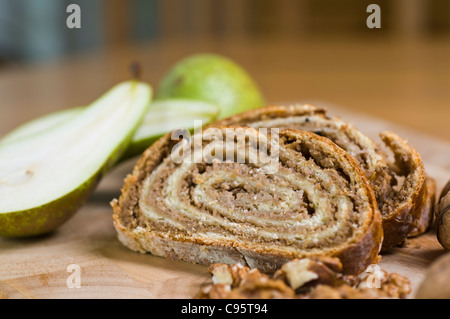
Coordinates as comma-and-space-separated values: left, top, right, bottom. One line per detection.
436, 180, 450, 250
197, 257, 411, 299
198, 264, 295, 299
273, 256, 343, 291
416, 252, 450, 299
226, 269, 296, 299
208, 263, 251, 287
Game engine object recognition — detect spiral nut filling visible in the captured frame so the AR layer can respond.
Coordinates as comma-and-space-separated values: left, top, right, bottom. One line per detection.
112, 127, 382, 274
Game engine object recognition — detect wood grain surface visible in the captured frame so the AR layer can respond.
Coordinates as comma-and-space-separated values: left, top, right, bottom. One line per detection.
0, 102, 448, 299
0, 39, 449, 299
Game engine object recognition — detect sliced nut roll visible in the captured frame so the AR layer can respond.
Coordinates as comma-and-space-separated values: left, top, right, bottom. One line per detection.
215, 104, 432, 249
112, 127, 382, 275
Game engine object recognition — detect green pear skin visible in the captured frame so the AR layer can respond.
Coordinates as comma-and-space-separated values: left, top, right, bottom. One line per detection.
0, 81, 152, 237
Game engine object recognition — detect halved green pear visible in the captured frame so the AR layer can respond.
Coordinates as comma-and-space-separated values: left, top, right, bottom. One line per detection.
122, 98, 219, 159
0, 107, 82, 146
1, 99, 220, 161
0, 81, 152, 237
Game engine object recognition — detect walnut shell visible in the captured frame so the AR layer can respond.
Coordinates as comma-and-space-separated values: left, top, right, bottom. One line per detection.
415, 252, 450, 299
436, 180, 450, 250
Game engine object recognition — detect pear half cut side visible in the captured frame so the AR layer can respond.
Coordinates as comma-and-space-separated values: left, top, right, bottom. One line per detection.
0, 107, 82, 146
122, 98, 219, 160
1, 99, 220, 162
0, 81, 152, 237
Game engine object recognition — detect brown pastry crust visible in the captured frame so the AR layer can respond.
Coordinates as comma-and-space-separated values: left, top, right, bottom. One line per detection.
377, 131, 428, 247
406, 177, 436, 237
112, 128, 383, 275
213, 104, 430, 249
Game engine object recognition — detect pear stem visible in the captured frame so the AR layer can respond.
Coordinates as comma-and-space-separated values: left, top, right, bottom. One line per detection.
130, 61, 142, 81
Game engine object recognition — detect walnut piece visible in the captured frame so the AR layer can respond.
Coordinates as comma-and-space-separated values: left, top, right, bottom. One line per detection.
208, 263, 251, 287
356, 269, 411, 299
380, 272, 411, 298
273, 256, 343, 290
227, 269, 296, 299
307, 284, 380, 299
197, 283, 232, 299
197, 266, 295, 299
197, 257, 411, 299
307, 272, 411, 300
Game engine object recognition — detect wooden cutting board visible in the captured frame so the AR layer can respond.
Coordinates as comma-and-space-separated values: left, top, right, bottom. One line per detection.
0, 103, 449, 299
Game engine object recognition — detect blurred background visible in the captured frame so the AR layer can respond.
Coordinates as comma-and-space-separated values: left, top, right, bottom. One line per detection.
0, 0, 449, 141
1, 0, 450, 63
